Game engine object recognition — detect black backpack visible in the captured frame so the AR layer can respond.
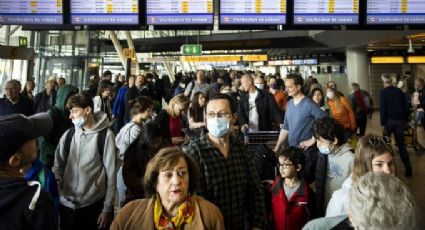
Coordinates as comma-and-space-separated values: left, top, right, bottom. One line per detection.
253, 144, 279, 181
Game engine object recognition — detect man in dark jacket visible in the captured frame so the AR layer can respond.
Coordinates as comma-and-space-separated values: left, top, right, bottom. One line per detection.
34, 77, 56, 113
239, 74, 283, 132
0, 79, 34, 116
0, 112, 55, 230
380, 73, 412, 177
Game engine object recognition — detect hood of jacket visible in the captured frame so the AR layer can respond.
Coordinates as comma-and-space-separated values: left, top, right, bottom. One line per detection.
332, 143, 354, 157
115, 121, 141, 159
0, 177, 41, 212
77, 111, 109, 134
55, 84, 79, 115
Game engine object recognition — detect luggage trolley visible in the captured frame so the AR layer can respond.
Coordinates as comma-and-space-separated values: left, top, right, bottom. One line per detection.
243, 131, 280, 155
243, 131, 280, 228
243, 131, 281, 180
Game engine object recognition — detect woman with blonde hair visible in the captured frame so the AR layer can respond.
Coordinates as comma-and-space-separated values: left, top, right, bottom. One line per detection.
326, 87, 356, 141
325, 134, 396, 217
155, 94, 190, 145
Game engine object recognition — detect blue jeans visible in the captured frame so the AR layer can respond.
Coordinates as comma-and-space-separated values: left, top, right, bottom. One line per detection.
385, 119, 412, 171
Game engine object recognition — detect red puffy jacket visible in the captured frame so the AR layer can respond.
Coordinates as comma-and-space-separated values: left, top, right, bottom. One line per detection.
271, 177, 316, 230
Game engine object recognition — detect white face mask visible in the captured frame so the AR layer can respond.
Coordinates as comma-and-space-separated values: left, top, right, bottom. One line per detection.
255, 83, 264, 90
72, 116, 85, 128
327, 91, 335, 99
318, 145, 331, 154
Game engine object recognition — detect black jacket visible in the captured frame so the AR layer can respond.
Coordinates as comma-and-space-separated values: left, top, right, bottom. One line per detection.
0, 97, 34, 116
155, 109, 189, 144
34, 90, 56, 113
0, 177, 55, 230
238, 89, 283, 131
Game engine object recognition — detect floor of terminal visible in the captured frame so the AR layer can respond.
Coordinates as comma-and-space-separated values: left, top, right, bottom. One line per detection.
366, 111, 425, 227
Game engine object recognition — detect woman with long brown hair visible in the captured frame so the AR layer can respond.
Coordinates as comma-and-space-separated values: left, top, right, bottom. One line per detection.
325, 134, 396, 217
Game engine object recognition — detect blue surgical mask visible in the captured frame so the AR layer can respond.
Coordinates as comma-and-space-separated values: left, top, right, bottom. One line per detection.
72, 117, 85, 128
270, 83, 277, 89
255, 83, 264, 90
207, 117, 230, 137
318, 145, 331, 155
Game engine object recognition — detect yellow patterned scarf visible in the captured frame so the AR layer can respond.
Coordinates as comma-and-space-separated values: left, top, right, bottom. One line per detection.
153, 195, 194, 230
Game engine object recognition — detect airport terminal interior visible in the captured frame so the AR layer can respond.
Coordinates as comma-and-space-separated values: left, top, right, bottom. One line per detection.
1, 0, 425, 229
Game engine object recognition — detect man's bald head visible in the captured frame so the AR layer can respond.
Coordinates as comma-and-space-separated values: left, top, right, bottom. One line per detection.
5, 80, 21, 102
241, 74, 254, 91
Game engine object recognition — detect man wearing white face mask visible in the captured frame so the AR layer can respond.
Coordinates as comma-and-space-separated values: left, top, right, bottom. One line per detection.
53, 93, 117, 230
184, 94, 266, 230
239, 74, 283, 132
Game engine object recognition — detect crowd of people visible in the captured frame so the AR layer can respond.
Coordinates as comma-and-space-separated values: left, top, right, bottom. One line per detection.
0, 68, 423, 230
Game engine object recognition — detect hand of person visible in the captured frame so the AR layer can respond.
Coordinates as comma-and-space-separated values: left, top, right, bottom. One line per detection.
172, 137, 185, 145
262, 180, 274, 191
241, 124, 249, 133
252, 227, 262, 230
299, 138, 316, 150
97, 211, 112, 229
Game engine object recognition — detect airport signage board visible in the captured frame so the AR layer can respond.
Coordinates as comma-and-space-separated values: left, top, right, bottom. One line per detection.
71, 0, 139, 25
147, 0, 213, 25
268, 58, 318, 66
293, 0, 359, 25
181, 56, 241, 62
367, 0, 425, 24
370, 56, 404, 64
19, 36, 28, 47
181, 45, 202, 56
123, 48, 135, 59
407, 56, 425, 63
253, 61, 265, 66
0, 0, 63, 25
242, 55, 268, 61
220, 0, 286, 25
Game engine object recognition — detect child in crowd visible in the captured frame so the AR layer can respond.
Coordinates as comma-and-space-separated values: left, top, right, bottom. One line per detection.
271, 147, 316, 230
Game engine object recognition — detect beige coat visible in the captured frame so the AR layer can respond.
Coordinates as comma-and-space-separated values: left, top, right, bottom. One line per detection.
110, 195, 225, 230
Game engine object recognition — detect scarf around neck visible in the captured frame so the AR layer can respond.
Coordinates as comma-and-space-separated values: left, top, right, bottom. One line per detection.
153, 195, 194, 230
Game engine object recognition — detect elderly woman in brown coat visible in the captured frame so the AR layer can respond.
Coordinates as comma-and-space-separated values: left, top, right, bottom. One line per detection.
110, 147, 224, 230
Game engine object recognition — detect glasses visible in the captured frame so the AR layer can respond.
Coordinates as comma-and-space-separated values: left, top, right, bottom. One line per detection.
160, 169, 188, 182
369, 136, 391, 146
206, 112, 232, 119
278, 163, 294, 168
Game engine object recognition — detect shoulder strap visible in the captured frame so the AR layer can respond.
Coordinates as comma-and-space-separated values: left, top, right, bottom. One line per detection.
64, 126, 109, 160
64, 127, 76, 162
97, 128, 109, 161
187, 80, 196, 94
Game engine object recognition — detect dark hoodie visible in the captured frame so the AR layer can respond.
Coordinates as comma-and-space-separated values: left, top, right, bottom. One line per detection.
38, 84, 79, 168
0, 177, 55, 230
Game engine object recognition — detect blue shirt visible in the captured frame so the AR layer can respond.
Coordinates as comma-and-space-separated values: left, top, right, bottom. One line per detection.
283, 97, 326, 147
